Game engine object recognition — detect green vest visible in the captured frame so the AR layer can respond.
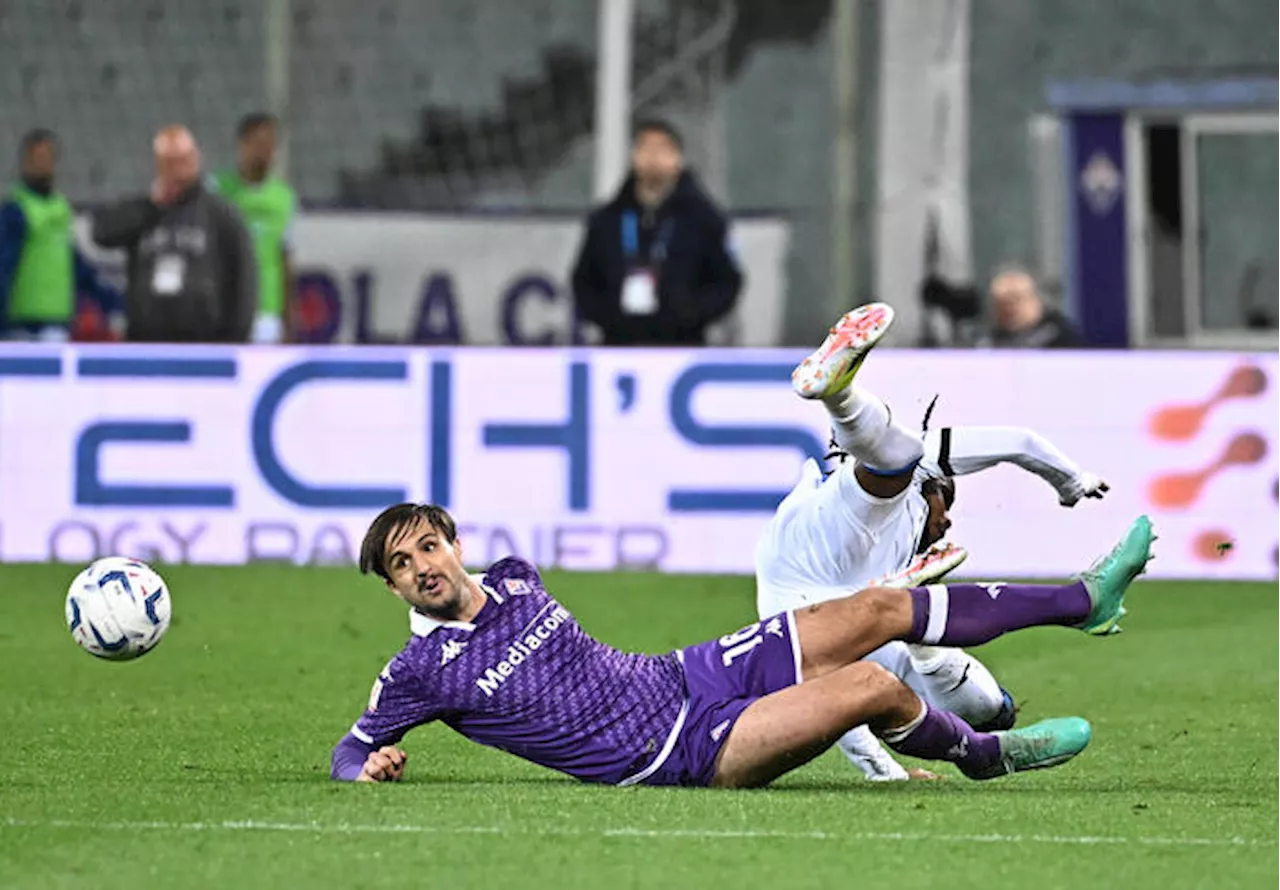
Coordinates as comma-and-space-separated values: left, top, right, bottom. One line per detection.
210, 171, 296, 317
6, 184, 75, 324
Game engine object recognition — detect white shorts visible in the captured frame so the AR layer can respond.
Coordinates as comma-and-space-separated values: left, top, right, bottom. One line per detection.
754, 459, 926, 618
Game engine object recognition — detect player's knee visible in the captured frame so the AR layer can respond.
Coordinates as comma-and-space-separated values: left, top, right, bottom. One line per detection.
870, 676, 921, 731
852, 660, 898, 694
842, 661, 915, 718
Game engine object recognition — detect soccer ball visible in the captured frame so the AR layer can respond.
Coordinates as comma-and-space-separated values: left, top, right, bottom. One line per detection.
65, 557, 172, 660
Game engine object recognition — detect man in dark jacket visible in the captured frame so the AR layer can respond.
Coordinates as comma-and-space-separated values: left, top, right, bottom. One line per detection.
93, 125, 256, 343
979, 265, 1081, 349
571, 120, 742, 346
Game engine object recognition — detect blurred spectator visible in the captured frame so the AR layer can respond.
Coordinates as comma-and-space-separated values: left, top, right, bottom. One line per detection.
92, 126, 256, 343
571, 120, 742, 346
979, 265, 1081, 349
209, 112, 297, 344
0, 129, 121, 341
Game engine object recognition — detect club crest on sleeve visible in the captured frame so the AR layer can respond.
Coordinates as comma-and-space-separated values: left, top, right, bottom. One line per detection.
504, 578, 532, 596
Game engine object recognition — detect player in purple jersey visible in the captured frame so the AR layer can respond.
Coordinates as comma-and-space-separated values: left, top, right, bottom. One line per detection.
332, 502, 1154, 787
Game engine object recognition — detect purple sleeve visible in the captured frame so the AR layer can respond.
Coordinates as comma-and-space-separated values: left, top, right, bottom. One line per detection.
338, 654, 440, 776
331, 732, 376, 781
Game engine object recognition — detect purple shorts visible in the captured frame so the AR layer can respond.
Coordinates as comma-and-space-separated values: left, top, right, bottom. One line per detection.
635, 610, 804, 787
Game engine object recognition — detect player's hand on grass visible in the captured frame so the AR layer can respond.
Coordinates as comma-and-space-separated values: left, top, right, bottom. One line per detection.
906, 768, 944, 781
1059, 473, 1109, 507
356, 746, 407, 782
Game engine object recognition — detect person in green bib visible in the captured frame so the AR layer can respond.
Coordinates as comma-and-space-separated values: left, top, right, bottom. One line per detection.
210, 113, 297, 343
0, 129, 121, 340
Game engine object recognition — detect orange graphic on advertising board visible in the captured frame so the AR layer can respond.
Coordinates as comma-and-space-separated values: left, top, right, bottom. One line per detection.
1141, 361, 1269, 571
1147, 432, 1268, 509
1148, 364, 1267, 441
1192, 529, 1234, 561
1143, 363, 1273, 569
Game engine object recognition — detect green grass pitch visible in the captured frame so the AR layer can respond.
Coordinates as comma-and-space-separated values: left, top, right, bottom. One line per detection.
0, 565, 1275, 889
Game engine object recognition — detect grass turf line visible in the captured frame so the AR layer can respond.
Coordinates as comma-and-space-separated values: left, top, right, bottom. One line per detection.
0, 565, 1275, 890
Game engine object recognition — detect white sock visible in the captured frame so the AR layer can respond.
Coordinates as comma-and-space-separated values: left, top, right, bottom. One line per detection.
822, 386, 924, 475
837, 725, 911, 781
907, 646, 1005, 727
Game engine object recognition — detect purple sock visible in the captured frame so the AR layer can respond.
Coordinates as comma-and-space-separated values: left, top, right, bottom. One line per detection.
880, 705, 1002, 779
905, 581, 1091, 647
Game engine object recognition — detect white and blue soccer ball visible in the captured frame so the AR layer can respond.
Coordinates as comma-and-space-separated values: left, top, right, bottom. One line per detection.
65, 557, 172, 661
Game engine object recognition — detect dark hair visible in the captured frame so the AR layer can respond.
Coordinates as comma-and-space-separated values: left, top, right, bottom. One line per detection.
237, 112, 277, 140
359, 503, 458, 581
19, 128, 58, 159
921, 476, 956, 510
633, 118, 683, 151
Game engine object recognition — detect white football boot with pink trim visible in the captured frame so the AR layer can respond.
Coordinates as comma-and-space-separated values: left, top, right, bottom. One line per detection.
868, 542, 969, 589
791, 302, 895, 400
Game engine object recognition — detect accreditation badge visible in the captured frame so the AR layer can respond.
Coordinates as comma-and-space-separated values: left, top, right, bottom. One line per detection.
620, 268, 658, 316
151, 254, 187, 296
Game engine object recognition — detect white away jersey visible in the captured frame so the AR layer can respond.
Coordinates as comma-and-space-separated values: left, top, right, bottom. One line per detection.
754, 458, 930, 613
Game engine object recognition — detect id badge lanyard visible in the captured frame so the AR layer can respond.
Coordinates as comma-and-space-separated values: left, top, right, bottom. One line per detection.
621, 212, 675, 268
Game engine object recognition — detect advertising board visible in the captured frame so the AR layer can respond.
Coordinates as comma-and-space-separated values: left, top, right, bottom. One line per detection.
0, 346, 1273, 579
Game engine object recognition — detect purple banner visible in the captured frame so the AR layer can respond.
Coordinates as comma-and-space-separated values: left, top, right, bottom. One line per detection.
1068, 113, 1129, 347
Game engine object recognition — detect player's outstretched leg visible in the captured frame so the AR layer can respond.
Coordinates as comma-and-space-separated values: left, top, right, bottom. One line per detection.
712, 661, 1090, 788
795, 516, 1156, 677
882, 707, 1091, 780
909, 514, 1156, 645
790, 303, 924, 476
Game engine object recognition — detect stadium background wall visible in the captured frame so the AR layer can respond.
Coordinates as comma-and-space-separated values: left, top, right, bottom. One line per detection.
74, 213, 791, 347
0, 345, 1274, 580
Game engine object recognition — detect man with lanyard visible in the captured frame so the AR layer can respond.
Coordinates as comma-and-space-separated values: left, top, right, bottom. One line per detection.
571, 119, 742, 346
210, 112, 297, 344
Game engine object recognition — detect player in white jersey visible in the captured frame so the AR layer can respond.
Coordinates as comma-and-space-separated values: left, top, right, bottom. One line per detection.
757, 303, 1109, 780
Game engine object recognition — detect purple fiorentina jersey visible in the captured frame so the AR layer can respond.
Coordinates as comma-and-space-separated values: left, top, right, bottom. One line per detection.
350, 557, 687, 785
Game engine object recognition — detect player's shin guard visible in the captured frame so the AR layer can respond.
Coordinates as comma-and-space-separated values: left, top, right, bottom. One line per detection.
907, 646, 1007, 729
879, 704, 1001, 778
905, 582, 1092, 647
823, 386, 924, 475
